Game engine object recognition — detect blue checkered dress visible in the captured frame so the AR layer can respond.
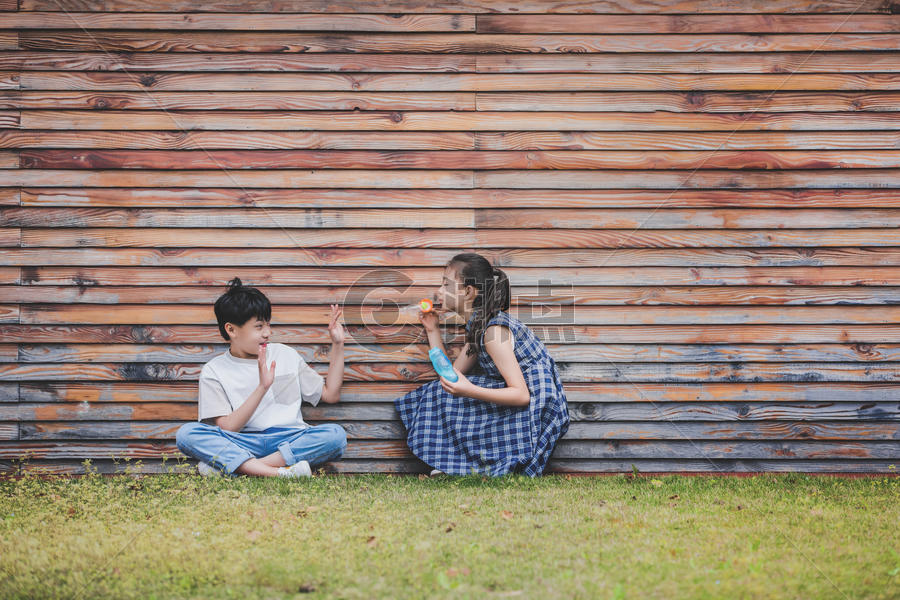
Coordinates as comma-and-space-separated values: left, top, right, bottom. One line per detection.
395, 310, 569, 476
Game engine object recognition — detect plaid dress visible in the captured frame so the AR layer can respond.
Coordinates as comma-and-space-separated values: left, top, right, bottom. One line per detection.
395, 310, 569, 476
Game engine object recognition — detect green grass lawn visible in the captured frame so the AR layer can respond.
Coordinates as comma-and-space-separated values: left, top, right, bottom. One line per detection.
1, 463, 898, 600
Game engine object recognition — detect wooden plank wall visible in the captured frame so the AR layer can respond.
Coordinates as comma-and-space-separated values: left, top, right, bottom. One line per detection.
1, 0, 899, 475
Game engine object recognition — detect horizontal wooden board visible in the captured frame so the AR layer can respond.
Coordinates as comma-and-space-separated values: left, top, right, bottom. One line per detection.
0, 34, 16, 52
14, 343, 900, 364
9, 52, 900, 74
0, 73, 19, 89
6, 400, 898, 422
17, 304, 900, 325
3, 324, 896, 344
16, 188, 900, 208
0, 346, 16, 363
20, 72, 900, 92
18, 0, 891, 14
473, 170, 900, 188
476, 14, 900, 33
10, 13, 899, 33
2, 362, 898, 383
7, 206, 900, 228
0, 151, 17, 168
3, 53, 478, 73
1, 91, 478, 110
0, 111, 18, 127
475, 92, 900, 112
0, 189, 19, 205
552, 440, 900, 459
0, 267, 17, 283
12, 265, 900, 287
7, 247, 900, 267
8, 246, 900, 267
17, 381, 900, 405
0, 441, 183, 459
8, 418, 899, 443
16, 150, 900, 170
7, 131, 900, 151
563, 421, 900, 441
475, 132, 900, 151
17, 420, 184, 440
18, 227, 900, 249
0, 305, 17, 324
18, 110, 900, 131
5, 285, 900, 306
0, 228, 18, 246
0, 383, 16, 401
546, 460, 900, 474
18, 32, 900, 53
5, 402, 199, 421
303, 401, 900, 421
9, 418, 900, 443
0, 131, 479, 150
0, 440, 896, 461
475, 54, 900, 74
5, 13, 475, 31
6, 169, 475, 188
476, 207, 900, 227
8, 171, 900, 190
4, 207, 479, 228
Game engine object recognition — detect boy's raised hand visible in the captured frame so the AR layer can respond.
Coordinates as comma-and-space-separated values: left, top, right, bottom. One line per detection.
328, 304, 345, 344
257, 343, 276, 389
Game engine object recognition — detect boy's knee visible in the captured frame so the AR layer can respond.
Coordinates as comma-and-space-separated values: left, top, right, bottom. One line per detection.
326, 424, 347, 455
175, 421, 203, 451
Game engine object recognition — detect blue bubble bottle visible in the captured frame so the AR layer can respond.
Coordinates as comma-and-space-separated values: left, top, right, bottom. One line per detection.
428, 347, 459, 382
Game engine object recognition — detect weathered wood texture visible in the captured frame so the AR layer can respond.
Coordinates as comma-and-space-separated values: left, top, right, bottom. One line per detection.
1, 1, 898, 475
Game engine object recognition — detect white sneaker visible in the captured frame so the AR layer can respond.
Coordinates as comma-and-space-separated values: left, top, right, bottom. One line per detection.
197, 461, 222, 477
430, 469, 445, 476
277, 460, 312, 478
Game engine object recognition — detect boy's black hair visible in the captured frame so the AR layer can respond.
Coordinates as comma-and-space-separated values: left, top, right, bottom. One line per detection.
214, 277, 272, 341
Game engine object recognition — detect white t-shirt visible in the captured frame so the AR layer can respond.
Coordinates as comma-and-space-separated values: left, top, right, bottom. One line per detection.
197, 342, 324, 432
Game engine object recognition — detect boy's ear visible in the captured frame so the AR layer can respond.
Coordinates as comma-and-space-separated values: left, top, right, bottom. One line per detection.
224, 322, 236, 340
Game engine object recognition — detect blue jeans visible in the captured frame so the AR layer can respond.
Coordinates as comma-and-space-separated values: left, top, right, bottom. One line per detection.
175, 422, 347, 475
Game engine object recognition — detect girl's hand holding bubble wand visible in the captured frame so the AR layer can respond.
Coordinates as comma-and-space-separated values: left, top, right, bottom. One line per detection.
413, 298, 476, 390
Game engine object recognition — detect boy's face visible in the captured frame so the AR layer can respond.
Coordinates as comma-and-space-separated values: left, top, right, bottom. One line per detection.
225, 316, 271, 358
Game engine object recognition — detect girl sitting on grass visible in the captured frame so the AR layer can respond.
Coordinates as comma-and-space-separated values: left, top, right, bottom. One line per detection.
395, 252, 570, 476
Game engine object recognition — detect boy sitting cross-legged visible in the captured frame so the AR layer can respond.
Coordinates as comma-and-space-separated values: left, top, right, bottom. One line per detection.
176, 278, 347, 478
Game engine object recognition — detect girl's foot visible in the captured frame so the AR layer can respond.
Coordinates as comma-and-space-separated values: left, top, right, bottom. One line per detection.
429, 469, 445, 476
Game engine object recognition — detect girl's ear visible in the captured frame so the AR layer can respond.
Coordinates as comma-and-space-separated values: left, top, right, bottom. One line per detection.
463, 284, 477, 301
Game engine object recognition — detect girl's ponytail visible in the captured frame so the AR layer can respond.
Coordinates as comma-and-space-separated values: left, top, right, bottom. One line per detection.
491, 266, 511, 314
